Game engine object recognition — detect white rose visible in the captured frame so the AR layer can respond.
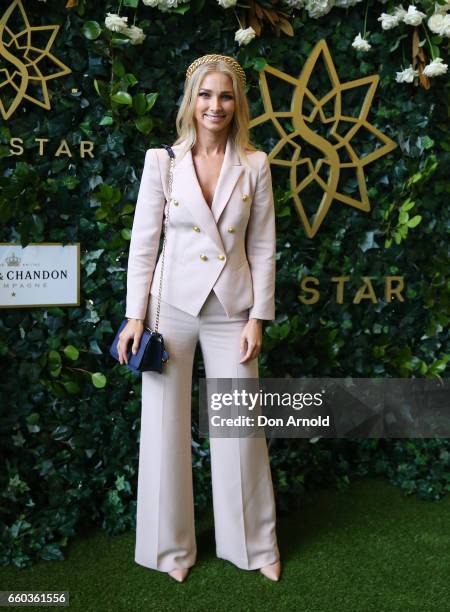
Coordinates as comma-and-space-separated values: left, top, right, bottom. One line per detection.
428, 13, 450, 36
378, 12, 401, 29
352, 33, 371, 51
393, 5, 407, 20
306, 0, 334, 18
284, 0, 306, 7
403, 5, 426, 26
158, 0, 186, 12
234, 26, 256, 46
395, 65, 418, 82
124, 25, 146, 45
423, 57, 448, 77
218, 0, 237, 7
142, 0, 160, 6
104, 13, 129, 32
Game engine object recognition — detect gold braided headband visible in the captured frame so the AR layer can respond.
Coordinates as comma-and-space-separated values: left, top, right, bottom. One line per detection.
186, 54, 246, 88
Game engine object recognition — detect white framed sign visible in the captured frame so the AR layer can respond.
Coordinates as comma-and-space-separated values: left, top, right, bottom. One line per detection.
0, 243, 80, 308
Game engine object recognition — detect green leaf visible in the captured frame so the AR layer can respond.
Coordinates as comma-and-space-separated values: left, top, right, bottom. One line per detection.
112, 59, 126, 77
253, 57, 268, 71
48, 350, 62, 369
111, 35, 131, 47
26, 413, 40, 425
82, 21, 101, 40
134, 116, 154, 134
121, 228, 132, 240
125, 73, 138, 87
146, 92, 158, 111
64, 345, 79, 361
123, 0, 139, 6
93, 79, 109, 100
398, 210, 409, 224
421, 135, 434, 149
111, 91, 133, 105
402, 199, 415, 211
407, 215, 422, 228
133, 93, 147, 115
99, 115, 113, 126
63, 381, 80, 394
92, 372, 107, 388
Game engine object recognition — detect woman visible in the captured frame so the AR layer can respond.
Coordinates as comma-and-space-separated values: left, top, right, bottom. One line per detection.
117, 54, 281, 583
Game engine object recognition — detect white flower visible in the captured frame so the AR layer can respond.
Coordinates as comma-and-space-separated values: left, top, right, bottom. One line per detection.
234, 26, 256, 46
428, 13, 450, 37
158, 0, 187, 12
124, 25, 146, 45
377, 5, 407, 29
142, 0, 160, 6
104, 13, 129, 32
334, 0, 362, 7
218, 0, 237, 7
305, 0, 334, 18
403, 5, 426, 26
284, 0, 306, 7
423, 57, 448, 77
378, 12, 401, 29
393, 4, 407, 20
352, 33, 371, 51
395, 65, 418, 82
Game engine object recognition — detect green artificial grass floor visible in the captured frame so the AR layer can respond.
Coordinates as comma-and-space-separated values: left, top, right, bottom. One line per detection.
1, 477, 449, 612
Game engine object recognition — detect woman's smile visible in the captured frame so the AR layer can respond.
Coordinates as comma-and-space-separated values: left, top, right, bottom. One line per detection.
204, 114, 225, 122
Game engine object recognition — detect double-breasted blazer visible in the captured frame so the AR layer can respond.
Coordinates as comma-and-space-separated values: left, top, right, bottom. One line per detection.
125, 135, 276, 322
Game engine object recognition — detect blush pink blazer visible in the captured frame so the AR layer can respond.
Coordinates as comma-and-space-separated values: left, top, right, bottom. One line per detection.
125, 135, 276, 321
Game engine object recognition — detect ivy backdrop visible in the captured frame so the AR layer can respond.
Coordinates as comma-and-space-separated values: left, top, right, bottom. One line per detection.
0, 0, 449, 567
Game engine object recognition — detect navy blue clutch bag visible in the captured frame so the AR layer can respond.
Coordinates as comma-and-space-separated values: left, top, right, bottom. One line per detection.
110, 143, 174, 374
109, 319, 169, 374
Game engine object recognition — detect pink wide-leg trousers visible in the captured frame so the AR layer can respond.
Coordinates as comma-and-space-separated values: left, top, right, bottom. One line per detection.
134, 289, 280, 572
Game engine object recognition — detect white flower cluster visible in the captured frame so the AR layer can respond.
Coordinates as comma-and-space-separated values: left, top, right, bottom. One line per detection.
104, 13, 146, 45
349, 3, 449, 82
375, 3, 449, 82
142, 0, 189, 12
281, 0, 363, 18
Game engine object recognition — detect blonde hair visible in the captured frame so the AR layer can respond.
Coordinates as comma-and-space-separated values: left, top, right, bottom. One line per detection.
172, 58, 259, 165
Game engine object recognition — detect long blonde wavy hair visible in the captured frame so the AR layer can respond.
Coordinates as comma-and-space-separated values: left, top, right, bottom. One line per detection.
172, 58, 259, 166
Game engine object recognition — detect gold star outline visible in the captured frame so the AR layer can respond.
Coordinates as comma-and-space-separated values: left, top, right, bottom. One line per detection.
249, 39, 397, 238
0, 0, 71, 120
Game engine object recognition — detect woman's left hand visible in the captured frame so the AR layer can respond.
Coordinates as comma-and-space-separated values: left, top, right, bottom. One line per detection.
240, 319, 263, 363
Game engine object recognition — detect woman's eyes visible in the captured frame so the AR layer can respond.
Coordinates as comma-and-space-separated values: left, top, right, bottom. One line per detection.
199, 92, 233, 99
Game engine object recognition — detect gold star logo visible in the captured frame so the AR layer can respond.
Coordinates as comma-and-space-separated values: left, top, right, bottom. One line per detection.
249, 39, 397, 238
0, 0, 71, 120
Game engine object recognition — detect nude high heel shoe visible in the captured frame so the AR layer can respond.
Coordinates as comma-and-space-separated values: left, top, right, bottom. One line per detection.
168, 568, 190, 582
259, 560, 281, 581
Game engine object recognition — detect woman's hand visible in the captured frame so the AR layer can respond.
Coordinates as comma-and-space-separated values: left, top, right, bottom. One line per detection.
117, 319, 144, 365
239, 318, 263, 363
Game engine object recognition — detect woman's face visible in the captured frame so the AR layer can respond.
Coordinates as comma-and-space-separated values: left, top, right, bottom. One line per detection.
193, 71, 235, 136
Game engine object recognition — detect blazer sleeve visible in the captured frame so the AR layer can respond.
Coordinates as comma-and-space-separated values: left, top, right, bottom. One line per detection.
245, 152, 277, 321
125, 148, 165, 320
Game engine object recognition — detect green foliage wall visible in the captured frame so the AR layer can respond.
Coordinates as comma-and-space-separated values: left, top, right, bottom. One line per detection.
0, 0, 448, 567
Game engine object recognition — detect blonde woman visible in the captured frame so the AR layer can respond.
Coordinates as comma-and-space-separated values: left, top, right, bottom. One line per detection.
117, 54, 281, 583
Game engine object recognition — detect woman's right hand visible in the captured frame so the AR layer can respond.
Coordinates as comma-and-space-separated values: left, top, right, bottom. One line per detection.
117, 319, 144, 365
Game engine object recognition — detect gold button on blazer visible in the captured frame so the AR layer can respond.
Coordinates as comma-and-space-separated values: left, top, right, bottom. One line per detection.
125, 135, 276, 321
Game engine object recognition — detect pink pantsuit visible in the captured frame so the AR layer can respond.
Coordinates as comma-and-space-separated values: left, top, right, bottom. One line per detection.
125, 135, 280, 571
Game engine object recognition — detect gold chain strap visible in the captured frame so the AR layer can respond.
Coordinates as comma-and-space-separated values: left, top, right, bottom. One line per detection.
154, 153, 175, 333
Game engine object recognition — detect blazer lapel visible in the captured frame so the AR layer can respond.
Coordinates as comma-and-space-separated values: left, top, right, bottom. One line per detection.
172, 136, 244, 253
